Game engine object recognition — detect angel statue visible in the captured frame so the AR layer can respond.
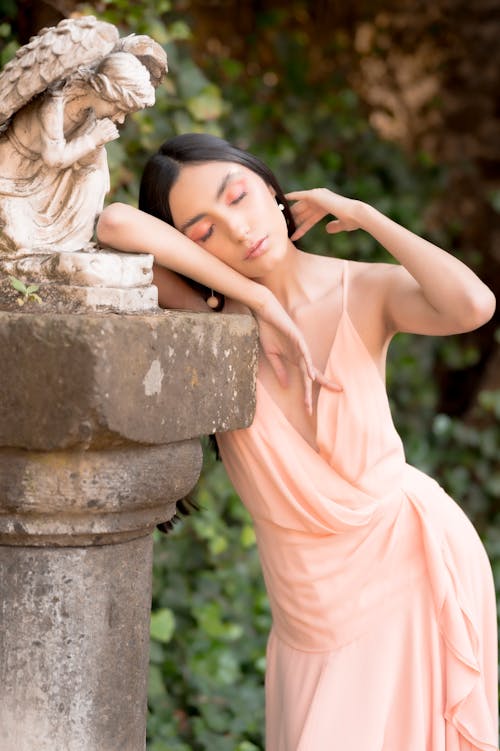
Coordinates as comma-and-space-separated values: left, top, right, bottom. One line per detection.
0, 16, 167, 254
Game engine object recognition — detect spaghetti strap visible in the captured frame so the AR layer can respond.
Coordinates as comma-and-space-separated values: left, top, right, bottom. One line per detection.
342, 259, 349, 311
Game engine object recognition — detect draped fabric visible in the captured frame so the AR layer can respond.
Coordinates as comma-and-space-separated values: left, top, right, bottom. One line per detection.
216, 261, 498, 751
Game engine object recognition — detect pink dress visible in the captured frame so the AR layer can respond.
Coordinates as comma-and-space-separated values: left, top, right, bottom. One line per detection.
216, 261, 498, 751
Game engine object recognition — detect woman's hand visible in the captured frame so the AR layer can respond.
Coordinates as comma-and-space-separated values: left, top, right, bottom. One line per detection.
286, 188, 362, 242
254, 292, 342, 414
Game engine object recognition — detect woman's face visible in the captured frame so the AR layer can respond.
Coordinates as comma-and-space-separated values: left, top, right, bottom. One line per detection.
168, 161, 290, 278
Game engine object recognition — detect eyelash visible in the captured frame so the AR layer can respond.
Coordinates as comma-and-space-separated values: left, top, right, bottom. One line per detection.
198, 191, 248, 242
229, 191, 247, 205
200, 226, 214, 242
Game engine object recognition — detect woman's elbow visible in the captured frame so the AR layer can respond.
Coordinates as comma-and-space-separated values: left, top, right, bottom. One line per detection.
460, 286, 496, 331
96, 203, 131, 248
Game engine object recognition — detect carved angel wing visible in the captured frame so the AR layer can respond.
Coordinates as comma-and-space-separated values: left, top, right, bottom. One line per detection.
0, 16, 119, 127
114, 34, 168, 88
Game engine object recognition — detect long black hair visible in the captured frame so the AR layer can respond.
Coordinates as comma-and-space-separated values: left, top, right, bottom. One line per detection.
139, 133, 296, 309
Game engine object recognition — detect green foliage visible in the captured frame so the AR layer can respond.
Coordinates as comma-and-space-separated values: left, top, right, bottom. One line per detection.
8, 276, 42, 305
150, 608, 176, 644
147, 449, 268, 750
0, 16, 18, 67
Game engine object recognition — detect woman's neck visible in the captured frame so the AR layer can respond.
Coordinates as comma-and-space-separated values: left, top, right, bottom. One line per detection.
256, 242, 314, 315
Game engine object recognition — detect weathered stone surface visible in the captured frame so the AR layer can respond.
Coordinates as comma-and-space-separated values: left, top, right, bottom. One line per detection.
0, 249, 160, 314
1, 249, 154, 288
0, 310, 258, 450
0, 535, 153, 751
0, 441, 201, 545
0, 280, 159, 313
0, 275, 159, 313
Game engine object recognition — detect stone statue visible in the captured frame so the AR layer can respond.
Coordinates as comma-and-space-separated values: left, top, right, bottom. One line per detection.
0, 16, 167, 254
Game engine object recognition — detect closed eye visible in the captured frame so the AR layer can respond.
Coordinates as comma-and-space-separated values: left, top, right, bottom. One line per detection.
226, 178, 248, 205
199, 224, 215, 242
229, 191, 247, 205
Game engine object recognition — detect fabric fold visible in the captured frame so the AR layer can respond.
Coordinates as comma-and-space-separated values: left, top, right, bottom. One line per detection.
404, 470, 498, 750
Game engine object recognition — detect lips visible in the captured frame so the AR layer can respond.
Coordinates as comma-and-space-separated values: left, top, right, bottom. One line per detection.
244, 235, 269, 260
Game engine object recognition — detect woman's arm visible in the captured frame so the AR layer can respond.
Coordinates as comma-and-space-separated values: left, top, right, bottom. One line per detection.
97, 203, 272, 311
287, 189, 496, 336
97, 203, 340, 410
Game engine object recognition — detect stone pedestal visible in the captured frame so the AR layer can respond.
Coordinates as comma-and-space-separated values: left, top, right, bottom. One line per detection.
0, 538, 154, 751
0, 309, 257, 751
0, 247, 159, 313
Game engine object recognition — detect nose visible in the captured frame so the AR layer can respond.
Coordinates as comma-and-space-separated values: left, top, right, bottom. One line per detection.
227, 213, 250, 243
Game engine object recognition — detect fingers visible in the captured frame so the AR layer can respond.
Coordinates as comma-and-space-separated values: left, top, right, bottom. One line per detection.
299, 361, 313, 415
268, 352, 342, 418
266, 353, 289, 389
299, 367, 342, 415
290, 213, 325, 241
285, 191, 309, 201
286, 193, 333, 242
290, 224, 308, 242
296, 336, 315, 382
314, 370, 343, 392
326, 220, 342, 234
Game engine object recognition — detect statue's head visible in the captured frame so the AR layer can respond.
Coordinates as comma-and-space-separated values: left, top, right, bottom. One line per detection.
89, 52, 156, 112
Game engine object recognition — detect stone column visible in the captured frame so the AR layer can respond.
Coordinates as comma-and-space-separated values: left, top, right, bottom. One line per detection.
0, 308, 257, 751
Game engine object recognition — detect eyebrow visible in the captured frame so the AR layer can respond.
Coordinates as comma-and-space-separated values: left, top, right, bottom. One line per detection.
180, 170, 241, 232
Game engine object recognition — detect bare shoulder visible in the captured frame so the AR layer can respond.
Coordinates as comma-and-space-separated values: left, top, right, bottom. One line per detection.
347, 259, 404, 306
302, 255, 399, 304
349, 258, 399, 285
345, 260, 400, 358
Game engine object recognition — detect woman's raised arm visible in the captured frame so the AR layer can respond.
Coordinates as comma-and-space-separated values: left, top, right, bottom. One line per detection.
287, 189, 496, 337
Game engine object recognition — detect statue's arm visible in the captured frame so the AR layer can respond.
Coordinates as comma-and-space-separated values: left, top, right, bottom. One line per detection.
38, 93, 118, 169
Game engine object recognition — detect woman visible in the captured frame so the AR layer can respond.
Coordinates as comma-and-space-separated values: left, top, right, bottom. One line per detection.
97, 133, 498, 751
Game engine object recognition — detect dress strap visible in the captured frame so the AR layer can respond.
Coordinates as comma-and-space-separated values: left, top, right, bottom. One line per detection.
342, 259, 349, 311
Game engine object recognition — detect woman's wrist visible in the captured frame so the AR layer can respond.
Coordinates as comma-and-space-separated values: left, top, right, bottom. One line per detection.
352, 200, 379, 231
244, 282, 275, 316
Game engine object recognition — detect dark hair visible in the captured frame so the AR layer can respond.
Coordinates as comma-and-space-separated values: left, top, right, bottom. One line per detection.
139, 133, 296, 310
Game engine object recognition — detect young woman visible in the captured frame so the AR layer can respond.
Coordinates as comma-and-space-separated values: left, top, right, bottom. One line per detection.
97, 133, 498, 751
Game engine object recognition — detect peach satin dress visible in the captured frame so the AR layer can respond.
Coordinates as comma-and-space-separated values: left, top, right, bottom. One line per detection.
216, 261, 498, 751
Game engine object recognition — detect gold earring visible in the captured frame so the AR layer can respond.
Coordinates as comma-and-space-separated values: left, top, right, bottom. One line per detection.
207, 290, 219, 309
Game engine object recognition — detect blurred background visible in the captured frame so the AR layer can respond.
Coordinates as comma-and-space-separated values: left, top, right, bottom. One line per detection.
1, 1, 498, 748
